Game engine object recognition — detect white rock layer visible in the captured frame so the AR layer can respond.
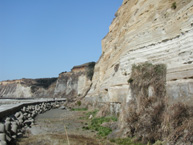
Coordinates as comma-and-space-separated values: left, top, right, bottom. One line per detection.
86, 0, 193, 104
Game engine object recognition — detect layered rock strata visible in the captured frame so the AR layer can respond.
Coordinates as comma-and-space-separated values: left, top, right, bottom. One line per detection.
0, 78, 57, 98
85, 0, 193, 105
83, 0, 193, 144
53, 62, 95, 100
0, 62, 95, 99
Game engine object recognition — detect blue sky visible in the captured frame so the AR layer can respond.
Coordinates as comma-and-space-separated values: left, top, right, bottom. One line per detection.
0, 0, 122, 81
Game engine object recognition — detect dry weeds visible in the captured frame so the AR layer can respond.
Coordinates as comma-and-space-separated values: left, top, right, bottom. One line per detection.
123, 63, 193, 144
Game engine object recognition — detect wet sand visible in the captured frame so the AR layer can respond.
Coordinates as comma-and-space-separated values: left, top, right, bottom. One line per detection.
16, 108, 114, 145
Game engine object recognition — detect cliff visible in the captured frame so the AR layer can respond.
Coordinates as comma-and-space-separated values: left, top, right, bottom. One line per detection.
85, 0, 193, 105
0, 78, 57, 98
1, 0, 193, 143
54, 62, 95, 100
0, 62, 95, 99
83, 0, 193, 144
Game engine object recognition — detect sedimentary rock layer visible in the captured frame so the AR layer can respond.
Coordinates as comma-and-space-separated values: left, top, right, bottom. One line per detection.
0, 62, 95, 99
85, 0, 193, 104
0, 78, 57, 98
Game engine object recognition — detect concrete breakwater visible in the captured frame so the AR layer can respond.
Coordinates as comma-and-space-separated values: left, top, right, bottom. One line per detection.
0, 99, 66, 145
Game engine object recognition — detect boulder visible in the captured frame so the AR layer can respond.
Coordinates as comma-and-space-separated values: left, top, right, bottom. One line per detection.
11, 122, 17, 134
0, 140, 7, 145
0, 133, 6, 141
0, 123, 5, 133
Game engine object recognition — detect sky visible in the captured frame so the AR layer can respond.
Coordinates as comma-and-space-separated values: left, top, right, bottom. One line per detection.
0, 0, 122, 81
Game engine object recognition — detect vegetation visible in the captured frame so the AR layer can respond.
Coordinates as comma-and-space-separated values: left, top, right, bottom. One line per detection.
163, 103, 193, 144
124, 62, 193, 144
71, 108, 88, 111
85, 109, 98, 118
127, 78, 133, 84
171, 2, 177, 9
76, 100, 81, 106
110, 138, 144, 145
31, 78, 57, 93
114, 64, 119, 72
125, 62, 167, 143
130, 62, 166, 98
86, 62, 96, 80
36, 78, 58, 88
82, 109, 117, 137
83, 116, 117, 137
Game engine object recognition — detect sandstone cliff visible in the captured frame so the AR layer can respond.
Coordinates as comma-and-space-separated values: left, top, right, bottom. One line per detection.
0, 78, 57, 98
85, 0, 193, 105
0, 62, 95, 99
83, 0, 193, 144
54, 62, 95, 100
1, 0, 193, 143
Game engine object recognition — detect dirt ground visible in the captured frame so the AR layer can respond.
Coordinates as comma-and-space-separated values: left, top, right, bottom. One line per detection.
16, 108, 115, 145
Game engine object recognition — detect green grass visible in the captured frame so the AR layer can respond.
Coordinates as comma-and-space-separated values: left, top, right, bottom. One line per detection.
83, 116, 118, 137
71, 108, 88, 111
79, 109, 98, 120
86, 109, 98, 118
110, 138, 144, 145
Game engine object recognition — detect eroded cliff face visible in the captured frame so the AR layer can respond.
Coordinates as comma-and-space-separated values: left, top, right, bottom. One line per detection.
85, 0, 193, 105
54, 62, 95, 100
0, 78, 57, 98
0, 62, 95, 99
83, 1, 193, 143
